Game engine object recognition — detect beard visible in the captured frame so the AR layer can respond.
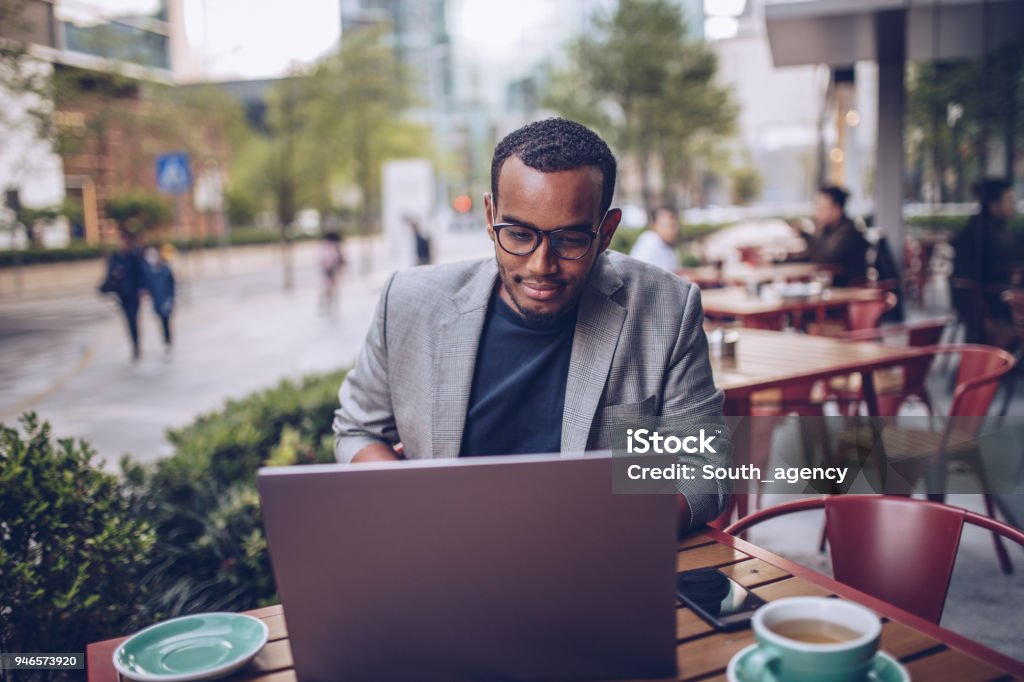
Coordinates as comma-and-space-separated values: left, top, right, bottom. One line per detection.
495, 261, 587, 328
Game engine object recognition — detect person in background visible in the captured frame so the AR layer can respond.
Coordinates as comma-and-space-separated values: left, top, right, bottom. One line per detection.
145, 244, 176, 354
99, 230, 149, 361
792, 184, 869, 287
950, 178, 1021, 344
319, 230, 346, 314
630, 207, 682, 272
406, 216, 432, 265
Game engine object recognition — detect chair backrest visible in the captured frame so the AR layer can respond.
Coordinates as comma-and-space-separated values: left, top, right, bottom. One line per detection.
825, 497, 963, 624
724, 496, 1024, 623
847, 292, 898, 332
902, 321, 951, 395
935, 344, 1017, 422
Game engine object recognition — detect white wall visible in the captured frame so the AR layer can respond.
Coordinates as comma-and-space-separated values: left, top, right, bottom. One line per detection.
0, 59, 64, 210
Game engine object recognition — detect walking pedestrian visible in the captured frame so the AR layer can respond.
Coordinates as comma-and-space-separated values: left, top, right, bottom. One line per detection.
406, 216, 432, 266
99, 230, 148, 361
145, 243, 176, 354
319, 230, 346, 314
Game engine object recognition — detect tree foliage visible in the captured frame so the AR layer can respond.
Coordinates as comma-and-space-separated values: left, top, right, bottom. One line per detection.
906, 42, 1024, 201
544, 0, 737, 209
304, 26, 432, 234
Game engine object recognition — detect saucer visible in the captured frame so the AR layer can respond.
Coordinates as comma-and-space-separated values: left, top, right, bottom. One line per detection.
727, 643, 909, 682
112, 612, 268, 681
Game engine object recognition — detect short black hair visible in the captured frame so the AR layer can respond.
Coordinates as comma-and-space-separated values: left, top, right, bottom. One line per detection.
973, 177, 1011, 211
490, 118, 617, 217
818, 184, 850, 211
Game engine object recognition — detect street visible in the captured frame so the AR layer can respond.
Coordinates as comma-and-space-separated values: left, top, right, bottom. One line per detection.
0, 230, 493, 467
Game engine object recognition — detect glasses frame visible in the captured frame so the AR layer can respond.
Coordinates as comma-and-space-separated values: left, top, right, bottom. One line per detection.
491, 211, 609, 261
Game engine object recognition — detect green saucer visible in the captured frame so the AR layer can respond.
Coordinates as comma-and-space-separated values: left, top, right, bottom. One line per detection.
113, 613, 269, 681
727, 643, 909, 682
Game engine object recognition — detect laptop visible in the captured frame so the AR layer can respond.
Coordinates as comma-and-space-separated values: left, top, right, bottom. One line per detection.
257, 452, 678, 681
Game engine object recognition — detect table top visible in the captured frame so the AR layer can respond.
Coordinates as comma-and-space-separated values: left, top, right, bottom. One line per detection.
701, 286, 882, 320
86, 527, 1023, 681
710, 328, 928, 398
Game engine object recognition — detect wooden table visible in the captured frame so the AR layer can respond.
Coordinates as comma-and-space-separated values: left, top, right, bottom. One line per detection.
702, 286, 882, 329
85, 528, 1023, 681
710, 328, 928, 415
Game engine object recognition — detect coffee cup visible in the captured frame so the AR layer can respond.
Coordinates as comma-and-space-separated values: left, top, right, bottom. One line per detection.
741, 597, 881, 682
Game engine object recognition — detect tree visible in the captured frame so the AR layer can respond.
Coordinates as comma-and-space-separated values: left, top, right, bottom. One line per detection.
544, 0, 737, 209
906, 42, 1024, 202
0, 0, 52, 140
304, 25, 431, 237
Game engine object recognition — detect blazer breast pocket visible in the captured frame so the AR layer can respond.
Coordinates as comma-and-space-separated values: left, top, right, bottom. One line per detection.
595, 395, 658, 420
588, 396, 658, 450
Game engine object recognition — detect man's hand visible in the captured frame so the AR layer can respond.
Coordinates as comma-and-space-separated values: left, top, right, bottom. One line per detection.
351, 442, 404, 462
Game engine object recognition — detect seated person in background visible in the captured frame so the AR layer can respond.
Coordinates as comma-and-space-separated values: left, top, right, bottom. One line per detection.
630, 207, 682, 272
333, 118, 727, 532
949, 178, 1021, 344
791, 184, 869, 286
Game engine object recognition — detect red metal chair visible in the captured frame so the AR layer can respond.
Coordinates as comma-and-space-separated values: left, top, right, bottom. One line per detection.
724, 496, 1024, 623
837, 344, 1018, 572
829, 318, 950, 416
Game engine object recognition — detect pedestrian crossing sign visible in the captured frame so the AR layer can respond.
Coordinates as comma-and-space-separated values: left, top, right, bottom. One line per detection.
156, 152, 192, 195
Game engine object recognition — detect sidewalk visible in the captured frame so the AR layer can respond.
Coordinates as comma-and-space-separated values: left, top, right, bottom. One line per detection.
0, 229, 494, 466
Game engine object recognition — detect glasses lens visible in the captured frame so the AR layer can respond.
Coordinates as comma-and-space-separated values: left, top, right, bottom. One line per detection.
498, 226, 539, 255
552, 232, 594, 260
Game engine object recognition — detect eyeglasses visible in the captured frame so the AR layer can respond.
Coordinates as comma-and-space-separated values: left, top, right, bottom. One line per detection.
492, 212, 607, 261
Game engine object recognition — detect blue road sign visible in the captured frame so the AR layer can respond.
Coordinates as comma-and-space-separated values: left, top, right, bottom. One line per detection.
156, 152, 192, 195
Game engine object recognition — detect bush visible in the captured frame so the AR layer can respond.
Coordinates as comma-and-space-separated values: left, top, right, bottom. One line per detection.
105, 193, 173, 234
906, 214, 1024, 232
0, 414, 154, 681
122, 369, 348, 619
0, 229, 318, 268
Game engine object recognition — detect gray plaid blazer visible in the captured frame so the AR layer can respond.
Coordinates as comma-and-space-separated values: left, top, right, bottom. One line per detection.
333, 250, 727, 526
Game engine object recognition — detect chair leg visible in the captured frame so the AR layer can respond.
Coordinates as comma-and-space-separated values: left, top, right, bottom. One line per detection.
984, 494, 1014, 575
818, 520, 828, 553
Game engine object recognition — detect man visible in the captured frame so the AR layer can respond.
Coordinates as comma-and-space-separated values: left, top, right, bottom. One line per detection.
333, 118, 726, 530
99, 230, 149, 361
793, 184, 869, 287
630, 207, 681, 272
950, 178, 1021, 344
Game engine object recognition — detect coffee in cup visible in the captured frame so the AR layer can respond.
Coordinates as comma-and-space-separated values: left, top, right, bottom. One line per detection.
742, 597, 882, 682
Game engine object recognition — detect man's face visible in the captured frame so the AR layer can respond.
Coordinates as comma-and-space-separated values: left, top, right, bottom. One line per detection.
993, 189, 1017, 220
653, 209, 680, 245
814, 193, 841, 227
485, 156, 620, 324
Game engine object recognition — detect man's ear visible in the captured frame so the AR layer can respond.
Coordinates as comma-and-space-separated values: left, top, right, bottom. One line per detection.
483, 192, 496, 243
596, 208, 622, 253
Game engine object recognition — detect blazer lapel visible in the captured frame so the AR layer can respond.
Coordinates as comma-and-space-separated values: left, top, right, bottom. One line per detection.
562, 254, 626, 452
431, 260, 498, 458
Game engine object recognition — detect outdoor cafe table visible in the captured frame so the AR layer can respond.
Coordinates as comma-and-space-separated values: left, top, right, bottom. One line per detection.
701, 286, 883, 329
85, 527, 1024, 681
709, 328, 929, 416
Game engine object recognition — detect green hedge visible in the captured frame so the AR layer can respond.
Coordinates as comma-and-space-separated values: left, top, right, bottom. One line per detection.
906, 214, 1024, 232
0, 228, 319, 268
0, 414, 154, 678
1, 368, 347, 661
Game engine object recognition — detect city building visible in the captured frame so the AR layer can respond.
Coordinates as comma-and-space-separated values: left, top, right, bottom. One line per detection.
0, 0, 228, 245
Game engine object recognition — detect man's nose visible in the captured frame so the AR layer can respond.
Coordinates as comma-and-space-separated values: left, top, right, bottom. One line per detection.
525, 235, 559, 276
